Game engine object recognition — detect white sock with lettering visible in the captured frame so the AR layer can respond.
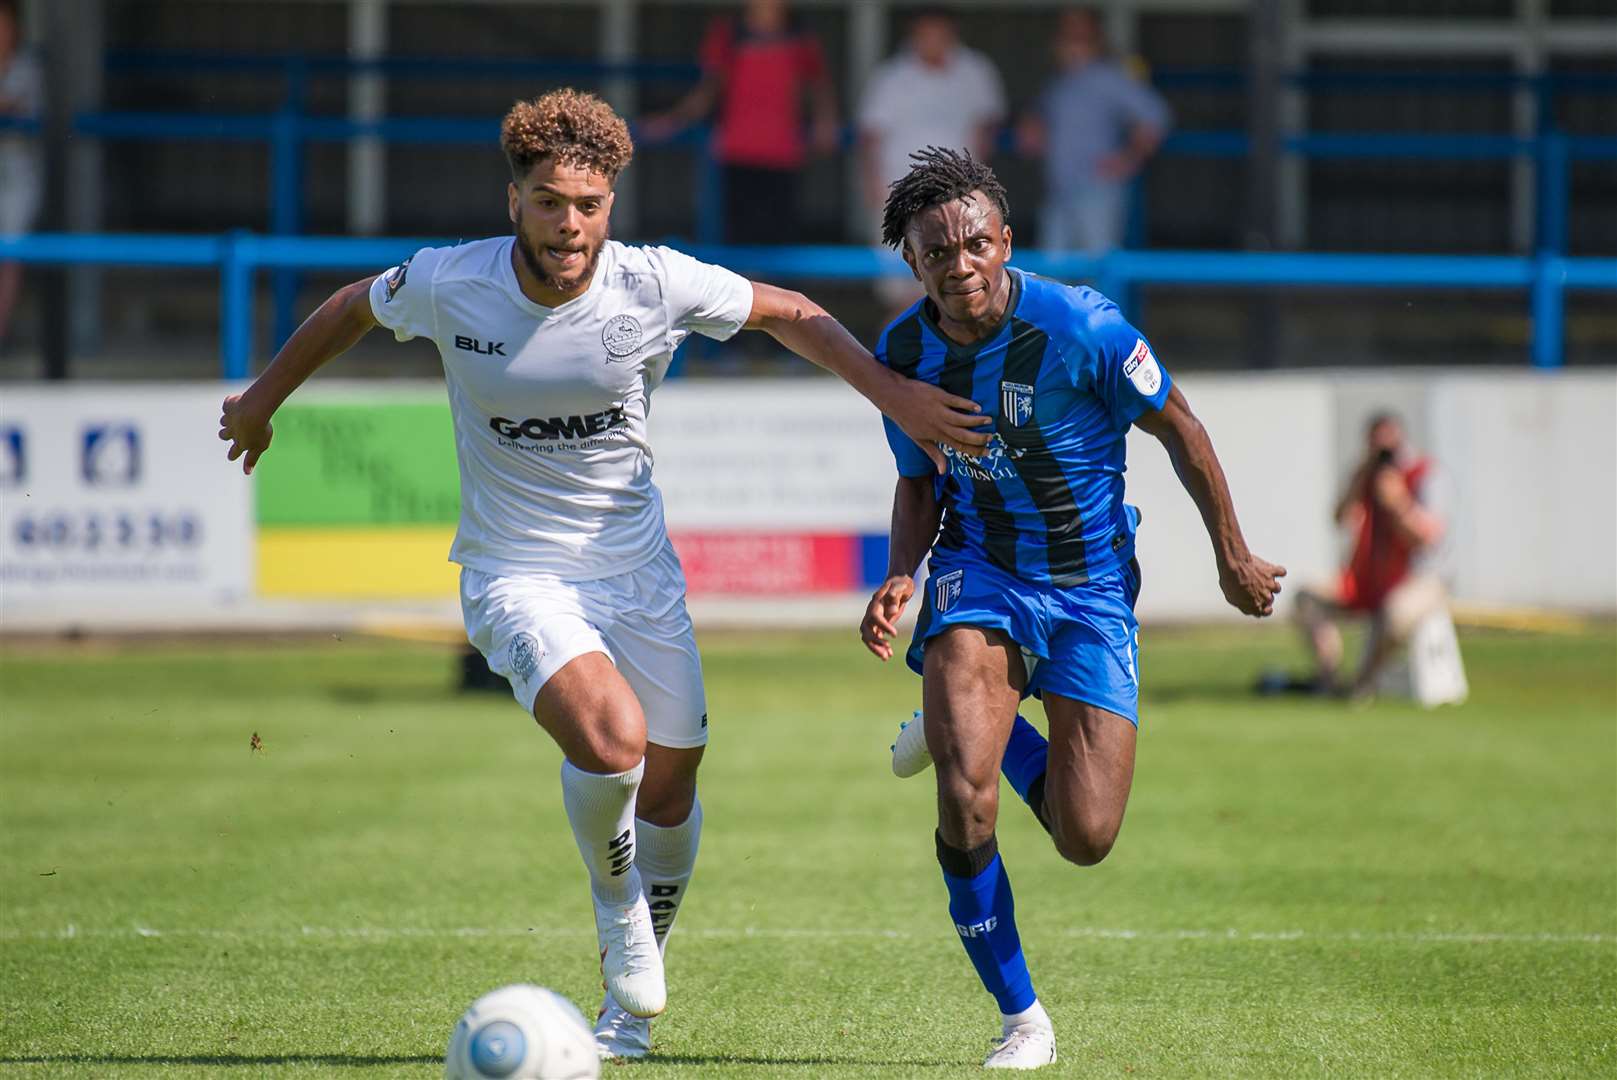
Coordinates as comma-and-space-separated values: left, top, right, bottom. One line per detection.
560, 759, 644, 906
634, 796, 703, 956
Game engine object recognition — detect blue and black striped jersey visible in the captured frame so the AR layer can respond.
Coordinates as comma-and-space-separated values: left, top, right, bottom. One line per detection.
876, 269, 1172, 588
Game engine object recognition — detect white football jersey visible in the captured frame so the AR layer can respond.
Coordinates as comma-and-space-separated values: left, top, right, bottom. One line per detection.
368, 236, 754, 580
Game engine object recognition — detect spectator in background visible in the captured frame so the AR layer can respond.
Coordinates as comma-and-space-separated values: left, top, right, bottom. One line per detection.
1018, 8, 1168, 255
1290, 413, 1449, 701
643, 0, 837, 245
0, 0, 43, 344
857, 6, 1005, 311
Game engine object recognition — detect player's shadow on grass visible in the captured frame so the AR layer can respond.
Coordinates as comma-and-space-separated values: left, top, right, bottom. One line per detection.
0, 1053, 441, 1068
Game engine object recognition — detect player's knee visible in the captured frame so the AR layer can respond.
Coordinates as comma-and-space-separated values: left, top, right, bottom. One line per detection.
1051, 818, 1118, 867
567, 709, 645, 774
937, 772, 999, 843
635, 773, 697, 826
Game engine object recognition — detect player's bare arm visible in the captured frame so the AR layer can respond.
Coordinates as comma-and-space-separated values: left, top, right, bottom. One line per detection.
1133, 385, 1286, 616
745, 282, 990, 472
217, 275, 380, 474
861, 474, 942, 661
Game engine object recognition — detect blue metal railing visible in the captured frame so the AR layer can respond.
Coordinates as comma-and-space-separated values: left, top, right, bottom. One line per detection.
68, 51, 1617, 352
2, 233, 1612, 375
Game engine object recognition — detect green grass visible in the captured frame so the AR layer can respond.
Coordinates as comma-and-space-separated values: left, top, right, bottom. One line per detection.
1, 625, 1613, 1079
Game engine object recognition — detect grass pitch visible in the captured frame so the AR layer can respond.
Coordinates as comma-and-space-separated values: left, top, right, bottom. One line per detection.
1, 624, 1613, 1079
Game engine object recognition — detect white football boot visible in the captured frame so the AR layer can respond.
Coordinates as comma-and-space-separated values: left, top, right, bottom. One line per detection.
593, 993, 652, 1060
593, 891, 666, 1019
891, 709, 933, 778
983, 1022, 1058, 1070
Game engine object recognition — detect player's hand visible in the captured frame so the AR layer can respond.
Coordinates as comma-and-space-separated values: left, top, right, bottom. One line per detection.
885, 377, 992, 474
861, 576, 915, 661
218, 393, 273, 476
1218, 553, 1287, 618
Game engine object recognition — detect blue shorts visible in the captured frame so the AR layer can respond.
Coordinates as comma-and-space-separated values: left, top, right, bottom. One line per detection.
906, 555, 1143, 725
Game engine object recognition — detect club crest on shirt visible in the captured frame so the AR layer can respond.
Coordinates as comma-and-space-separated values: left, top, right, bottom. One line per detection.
934, 569, 965, 614
1000, 381, 1035, 428
601, 314, 643, 361
382, 255, 412, 303
1123, 338, 1162, 396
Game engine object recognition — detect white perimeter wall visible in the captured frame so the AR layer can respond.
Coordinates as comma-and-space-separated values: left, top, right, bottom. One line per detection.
651, 368, 1617, 618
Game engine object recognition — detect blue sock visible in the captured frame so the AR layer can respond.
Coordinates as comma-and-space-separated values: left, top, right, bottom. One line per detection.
1001, 714, 1048, 805
936, 832, 1036, 1015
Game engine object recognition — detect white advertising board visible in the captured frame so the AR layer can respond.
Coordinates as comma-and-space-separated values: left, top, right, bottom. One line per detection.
649, 379, 896, 531
0, 384, 254, 626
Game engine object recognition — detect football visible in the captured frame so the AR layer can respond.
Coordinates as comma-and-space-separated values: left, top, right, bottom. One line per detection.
444, 984, 600, 1080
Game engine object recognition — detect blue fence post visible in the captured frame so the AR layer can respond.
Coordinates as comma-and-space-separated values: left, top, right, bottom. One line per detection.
270, 58, 309, 352
220, 231, 256, 380
1531, 254, 1565, 369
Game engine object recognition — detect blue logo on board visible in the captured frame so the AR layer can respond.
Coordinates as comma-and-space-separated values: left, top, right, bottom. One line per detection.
81, 424, 141, 486
0, 426, 23, 486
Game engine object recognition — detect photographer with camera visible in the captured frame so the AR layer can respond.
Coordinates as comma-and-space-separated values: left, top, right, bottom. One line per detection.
1290, 412, 1449, 701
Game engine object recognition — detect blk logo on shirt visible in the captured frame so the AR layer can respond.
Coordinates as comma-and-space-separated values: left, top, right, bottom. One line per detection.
454, 334, 506, 357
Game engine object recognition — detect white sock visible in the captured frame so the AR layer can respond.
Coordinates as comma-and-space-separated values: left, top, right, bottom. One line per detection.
634, 796, 703, 955
560, 759, 644, 906
1001, 999, 1052, 1034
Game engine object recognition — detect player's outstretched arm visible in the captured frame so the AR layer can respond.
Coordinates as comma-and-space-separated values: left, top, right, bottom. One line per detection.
217, 276, 381, 475
1133, 385, 1286, 617
744, 282, 991, 473
860, 475, 941, 660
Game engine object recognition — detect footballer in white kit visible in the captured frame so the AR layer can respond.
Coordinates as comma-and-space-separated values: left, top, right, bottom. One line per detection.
218, 89, 990, 1060
375, 235, 750, 750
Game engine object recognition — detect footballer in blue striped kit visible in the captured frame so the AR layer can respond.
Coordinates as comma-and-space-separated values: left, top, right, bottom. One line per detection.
859, 148, 1286, 1070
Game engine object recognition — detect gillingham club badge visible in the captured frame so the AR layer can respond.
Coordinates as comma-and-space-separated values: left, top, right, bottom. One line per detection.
1001, 381, 1035, 428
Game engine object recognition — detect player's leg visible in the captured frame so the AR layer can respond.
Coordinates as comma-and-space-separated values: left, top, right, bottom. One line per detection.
590, 543, 709, 1056
460, 569, 665, 1021
1005, 561, 1140, 861
530, 653, 667, 1020
924, 626, 1057, 1069
1037, 698, 1136, 866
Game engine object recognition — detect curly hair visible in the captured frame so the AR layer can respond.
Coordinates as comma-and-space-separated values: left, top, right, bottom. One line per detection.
500, 89, 634, 184
880, 146, 1010, 250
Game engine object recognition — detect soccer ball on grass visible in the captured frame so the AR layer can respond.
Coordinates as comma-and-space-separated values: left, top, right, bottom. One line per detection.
444, 984, 600, 1080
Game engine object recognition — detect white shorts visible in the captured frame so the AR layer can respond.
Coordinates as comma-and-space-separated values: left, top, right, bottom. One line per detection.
459, 541, 709, 749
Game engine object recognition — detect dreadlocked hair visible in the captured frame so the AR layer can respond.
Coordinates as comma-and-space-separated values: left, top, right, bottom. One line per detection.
879, 146, 1009, 250
501, 89, 634, 183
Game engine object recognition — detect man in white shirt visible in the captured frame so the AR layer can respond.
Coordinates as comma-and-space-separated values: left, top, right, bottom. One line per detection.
857, 6, 1006, 310
217, 89, 989, 1061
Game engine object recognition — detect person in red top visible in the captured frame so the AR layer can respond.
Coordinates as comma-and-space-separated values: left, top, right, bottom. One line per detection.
643, 0, 838, 244
1294, 412, 1448, 699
